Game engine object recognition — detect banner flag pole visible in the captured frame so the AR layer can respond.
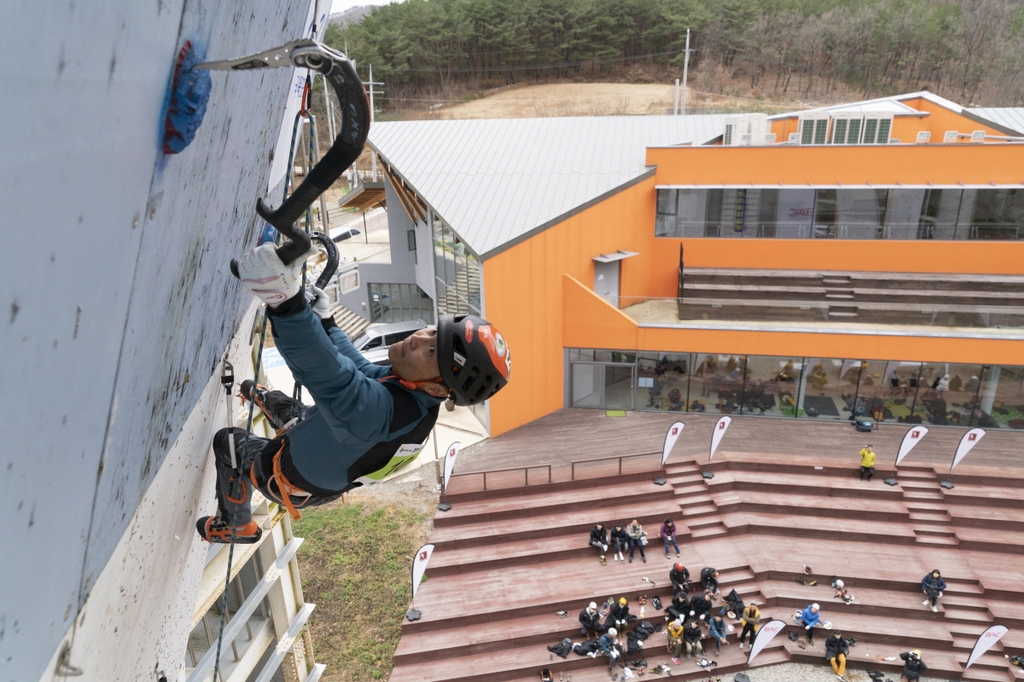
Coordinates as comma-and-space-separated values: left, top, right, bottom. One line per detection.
709, 416, 731, 462
662, 421, 685, 468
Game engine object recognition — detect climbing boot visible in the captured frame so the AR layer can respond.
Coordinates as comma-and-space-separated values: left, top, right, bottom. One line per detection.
239, 380, 280, 429
196, 516, 262, 544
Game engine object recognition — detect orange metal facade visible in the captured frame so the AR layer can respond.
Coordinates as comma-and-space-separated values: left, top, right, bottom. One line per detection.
483, 107, 1024, 437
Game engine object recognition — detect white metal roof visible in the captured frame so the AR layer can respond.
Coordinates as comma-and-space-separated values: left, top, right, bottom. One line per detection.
768, 91, 962, 120
369, 115, 724, 258
968, 107, 1024, 135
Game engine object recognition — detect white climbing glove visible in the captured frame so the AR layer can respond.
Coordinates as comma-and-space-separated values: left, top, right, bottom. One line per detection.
306, 286, 332, 320
236, 243, 316, 308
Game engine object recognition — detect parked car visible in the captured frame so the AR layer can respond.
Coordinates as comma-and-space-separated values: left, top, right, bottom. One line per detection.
352, 320, 428, 365
331, 227, 361, 243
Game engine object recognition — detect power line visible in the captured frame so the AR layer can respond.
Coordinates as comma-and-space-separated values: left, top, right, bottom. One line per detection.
372, 49, 683, 74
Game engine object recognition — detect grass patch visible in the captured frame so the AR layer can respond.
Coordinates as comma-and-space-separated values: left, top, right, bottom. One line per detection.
293, 501, 429, 681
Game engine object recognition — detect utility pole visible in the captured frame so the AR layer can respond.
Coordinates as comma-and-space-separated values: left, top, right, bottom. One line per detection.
365, 64, 385, 181
681, 28, 691, 115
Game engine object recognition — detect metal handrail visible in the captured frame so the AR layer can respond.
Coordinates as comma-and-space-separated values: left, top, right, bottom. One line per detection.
570, 450, 661, 480
450, 464, 553, 491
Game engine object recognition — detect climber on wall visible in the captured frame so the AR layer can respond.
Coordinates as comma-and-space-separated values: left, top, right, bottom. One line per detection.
196, 244, 512, 543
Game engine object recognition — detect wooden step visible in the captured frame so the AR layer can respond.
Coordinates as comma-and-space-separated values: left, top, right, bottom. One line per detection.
435, 481, 674, 527
908, 511, 952, 524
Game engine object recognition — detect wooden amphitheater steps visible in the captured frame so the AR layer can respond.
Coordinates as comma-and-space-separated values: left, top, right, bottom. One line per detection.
391, 456, 1024, 682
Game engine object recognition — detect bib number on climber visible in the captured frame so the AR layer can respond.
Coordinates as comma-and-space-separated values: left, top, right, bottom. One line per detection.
356, 441, 425, 485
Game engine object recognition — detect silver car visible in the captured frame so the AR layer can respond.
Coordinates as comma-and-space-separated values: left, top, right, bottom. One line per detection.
352, 319, 427, 365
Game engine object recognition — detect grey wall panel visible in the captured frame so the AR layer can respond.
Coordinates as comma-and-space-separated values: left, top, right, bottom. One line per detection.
0, 1, 313, 680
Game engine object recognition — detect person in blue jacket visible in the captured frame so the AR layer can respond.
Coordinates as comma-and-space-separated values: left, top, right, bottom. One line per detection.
196, 244, 512, 543
708, 613, 729, 654
800, 603, 821, 644
598, 628, 621, 672
921, 569, 947, 613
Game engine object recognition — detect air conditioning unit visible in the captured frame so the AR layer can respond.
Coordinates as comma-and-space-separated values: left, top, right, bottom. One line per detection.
798, 113, 831, 145
829, 112, 864, 144
861, 113, 894, 144
723, 114, 769, 146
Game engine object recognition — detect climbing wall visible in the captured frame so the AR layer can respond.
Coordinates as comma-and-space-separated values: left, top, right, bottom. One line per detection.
0, 1, 319, 680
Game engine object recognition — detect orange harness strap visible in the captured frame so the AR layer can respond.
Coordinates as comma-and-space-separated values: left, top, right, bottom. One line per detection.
249, 440, 309, 521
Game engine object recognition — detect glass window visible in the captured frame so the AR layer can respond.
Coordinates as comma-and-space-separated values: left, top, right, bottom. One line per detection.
835, 189, 887, 239
368, 283, 434, 324
812, 189, 837, 238
969, 189, 1024, 240
705, 190, 724, 237
756, 189, 779, 237
796, 358, 859, 421
742, 356, 802, 417
638, 353, 691, 412
655, 186, 1022, 241
977, 365, 1024, 429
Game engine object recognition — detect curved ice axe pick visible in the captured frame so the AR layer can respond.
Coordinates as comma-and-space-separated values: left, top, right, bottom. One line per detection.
195, 39, 371, 271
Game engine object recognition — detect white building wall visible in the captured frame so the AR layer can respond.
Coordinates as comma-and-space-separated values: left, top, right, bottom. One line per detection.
0, 1, 326, 680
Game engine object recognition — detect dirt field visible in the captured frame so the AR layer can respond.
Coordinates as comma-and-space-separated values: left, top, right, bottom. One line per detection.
417, 82, 823, 119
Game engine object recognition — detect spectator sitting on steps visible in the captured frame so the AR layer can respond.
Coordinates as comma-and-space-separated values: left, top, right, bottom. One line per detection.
700, 566, 720, 595
661, 518, 682, 558
589, 523, 609, 562
921, 569, 947, 613
610, 523, 628, 562
626, 519, 648, 564
800, 603, 821, 646
709, 613, 729, 654
598, 629, 622, 672
579, 601, 605, 638
667, 618, 685, 664
670, 562, 690, 594
900, 649, 928, 682
825, 628, 850, 681
683, 618, 704, 659
606, 597, 631, 634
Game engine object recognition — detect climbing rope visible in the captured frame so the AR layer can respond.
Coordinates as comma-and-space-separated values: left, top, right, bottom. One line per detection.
210, 68, 328, 681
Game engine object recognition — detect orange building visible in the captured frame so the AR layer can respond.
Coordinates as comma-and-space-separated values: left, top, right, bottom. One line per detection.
367, 93, 1024, 437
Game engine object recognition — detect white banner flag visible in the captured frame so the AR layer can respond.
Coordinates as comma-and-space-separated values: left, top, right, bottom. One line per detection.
895, 426, 929, 466
662, 422, 685, 467
411, 543, 434, 599
951, 428, 986, 471
965, 624, 1008, 670
442, 441, 461, 492
747, 618, 787, 665
709, 416, 731, 461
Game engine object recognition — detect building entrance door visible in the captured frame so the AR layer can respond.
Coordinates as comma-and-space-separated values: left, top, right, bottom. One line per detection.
594, 261, 620, 306
570, 362, 635, 410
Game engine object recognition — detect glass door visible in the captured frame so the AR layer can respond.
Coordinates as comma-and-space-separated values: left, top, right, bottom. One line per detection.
571, 363, 635, 409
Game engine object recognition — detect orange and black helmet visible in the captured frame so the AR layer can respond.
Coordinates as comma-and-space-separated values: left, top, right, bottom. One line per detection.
437, 314, 511, 406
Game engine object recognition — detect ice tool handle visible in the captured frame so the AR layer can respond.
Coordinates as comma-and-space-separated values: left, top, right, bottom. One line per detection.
196, 40, 370, 271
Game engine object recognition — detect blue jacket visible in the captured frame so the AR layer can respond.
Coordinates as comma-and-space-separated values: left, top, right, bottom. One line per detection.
921, 574, 947, 596
709, 617, 727, 640
598, 633, 617, 654
268, 296, 443, 491
801, 606, 821, 628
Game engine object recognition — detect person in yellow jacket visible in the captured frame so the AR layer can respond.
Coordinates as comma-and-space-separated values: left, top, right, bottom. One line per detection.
667, 618, 685, 663
859, 444, 876, 481
738, 602, 761, 650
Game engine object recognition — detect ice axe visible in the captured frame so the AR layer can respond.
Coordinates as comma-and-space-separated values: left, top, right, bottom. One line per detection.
194, 39, 370, 271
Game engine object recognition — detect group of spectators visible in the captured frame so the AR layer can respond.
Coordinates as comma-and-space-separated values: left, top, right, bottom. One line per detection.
585, 514, 948, 681
796, 568, 946, 682
589, 518, 682, 565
